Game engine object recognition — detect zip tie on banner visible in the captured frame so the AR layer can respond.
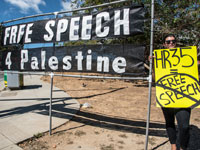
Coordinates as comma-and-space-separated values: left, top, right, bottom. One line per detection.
53, 12, 58, 17
49, 72, 54, 78
147, 75, 152, 83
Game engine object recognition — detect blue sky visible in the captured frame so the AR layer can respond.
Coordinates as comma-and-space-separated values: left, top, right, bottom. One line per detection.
0, 0, 73, 23
0, 0, 74, 48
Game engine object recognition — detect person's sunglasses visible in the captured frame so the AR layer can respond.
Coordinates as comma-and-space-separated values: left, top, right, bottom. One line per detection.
165, 40, 176, 44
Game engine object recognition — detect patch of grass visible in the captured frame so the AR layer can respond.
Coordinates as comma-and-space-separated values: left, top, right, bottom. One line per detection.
136, 134, 142, 137
118, 146, 124, 149
67, 131, 73, 135
136, 141, 144, 145
100, 144, 115, 150
194, 118, 200, 122
109, 137, 114, 142
67, 140, 73, 144
148, 137, 156, 145
78, 145, 82, 148
118, 141, 125, 144
33, 133, 43, 138
119, 134, 128, 138
21, 141, 49, 150
57, 131, 65, 136
94, 131, 100, 135
74, 130, 86, 137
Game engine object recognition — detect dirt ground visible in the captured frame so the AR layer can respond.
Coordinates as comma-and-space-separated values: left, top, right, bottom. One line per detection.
19, 73, 200, 150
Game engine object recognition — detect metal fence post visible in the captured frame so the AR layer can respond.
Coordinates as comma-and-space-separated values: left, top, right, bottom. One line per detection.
145, 0, 155, 149
49, 72, 54, 135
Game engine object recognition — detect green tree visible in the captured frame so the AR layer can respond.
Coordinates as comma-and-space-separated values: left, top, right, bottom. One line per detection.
153, 0, 199, 48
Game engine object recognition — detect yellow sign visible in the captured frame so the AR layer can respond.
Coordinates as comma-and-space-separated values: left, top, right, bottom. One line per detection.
154, 46, 200, 108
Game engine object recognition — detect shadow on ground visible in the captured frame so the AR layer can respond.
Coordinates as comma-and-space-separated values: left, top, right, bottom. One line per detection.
1, 86, 200, 150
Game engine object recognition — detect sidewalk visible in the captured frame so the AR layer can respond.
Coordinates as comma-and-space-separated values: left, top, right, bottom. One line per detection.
0, 74, 80, 150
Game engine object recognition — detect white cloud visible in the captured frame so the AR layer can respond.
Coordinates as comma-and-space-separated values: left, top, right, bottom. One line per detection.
61, 1, 72, 12
59, 1, 74, 16
4, 0, 46, 14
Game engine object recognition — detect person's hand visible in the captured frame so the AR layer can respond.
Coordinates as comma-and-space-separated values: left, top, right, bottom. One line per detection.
148, 55, 155, 61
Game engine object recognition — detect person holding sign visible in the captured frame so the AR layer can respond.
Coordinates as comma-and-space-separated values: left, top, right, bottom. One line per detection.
158, 34, 191, 150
